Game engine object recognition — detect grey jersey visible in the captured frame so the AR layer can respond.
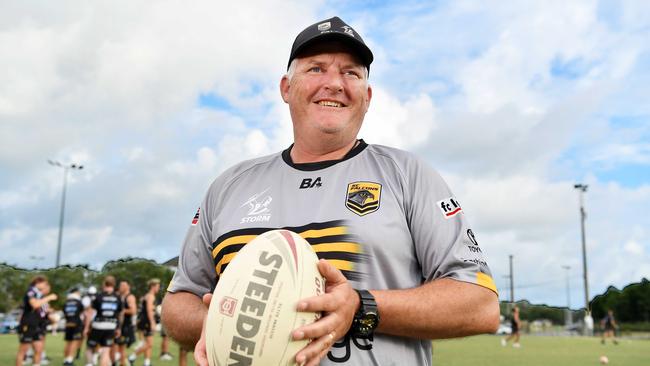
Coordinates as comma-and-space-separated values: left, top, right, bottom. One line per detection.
169, 140, 496, 365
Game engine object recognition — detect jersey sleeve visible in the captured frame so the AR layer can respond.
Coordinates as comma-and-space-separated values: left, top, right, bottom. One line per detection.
167, 191, 218, 297
405, 158, 497, 294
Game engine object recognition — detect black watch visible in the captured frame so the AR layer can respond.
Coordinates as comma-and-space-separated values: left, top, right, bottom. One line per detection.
351, 289, 380, 339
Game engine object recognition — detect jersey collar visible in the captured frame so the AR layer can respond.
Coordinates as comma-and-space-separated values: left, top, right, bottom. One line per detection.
282, 139, 368, 171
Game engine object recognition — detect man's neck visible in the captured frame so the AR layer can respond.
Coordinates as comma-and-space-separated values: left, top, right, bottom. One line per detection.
290, 138, 358, 164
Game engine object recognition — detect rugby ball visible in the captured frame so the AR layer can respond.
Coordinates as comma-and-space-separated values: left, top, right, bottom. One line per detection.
205, 229, 325, 366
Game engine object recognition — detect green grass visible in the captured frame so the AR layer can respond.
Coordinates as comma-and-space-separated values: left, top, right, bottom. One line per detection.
1, 332, 196, 365
434, 335, 650, 366
1, 333, 648, 365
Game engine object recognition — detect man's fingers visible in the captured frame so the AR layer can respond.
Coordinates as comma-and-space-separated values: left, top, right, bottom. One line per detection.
194, 350, 208, 366
297, 292, 341, 313
295, 331, 337, 366
201, 293, 212, 308
293, 312, 338, 340
194, 335, 209, 366
318, 259, 346, 285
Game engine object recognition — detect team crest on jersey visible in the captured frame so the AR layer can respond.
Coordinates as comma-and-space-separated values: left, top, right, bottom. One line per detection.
345, 181, 381, 216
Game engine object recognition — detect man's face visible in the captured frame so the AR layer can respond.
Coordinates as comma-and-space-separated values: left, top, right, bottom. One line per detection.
281, 41, 372, 144
119, 282, 129, 294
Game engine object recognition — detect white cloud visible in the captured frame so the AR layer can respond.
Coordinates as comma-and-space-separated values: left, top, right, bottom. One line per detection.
1, 1, 649, 309
362, 87, 437, 148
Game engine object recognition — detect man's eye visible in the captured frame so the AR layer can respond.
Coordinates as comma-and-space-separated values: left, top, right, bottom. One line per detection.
345, 71, 361, 78
308, 66, 322, 72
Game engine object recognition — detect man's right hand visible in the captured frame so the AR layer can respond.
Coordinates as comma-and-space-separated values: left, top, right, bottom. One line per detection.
194, 293, 212, 366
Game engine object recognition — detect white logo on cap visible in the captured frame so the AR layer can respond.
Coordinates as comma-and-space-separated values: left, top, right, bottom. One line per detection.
342, 25, 355, 37
318, 22, 331, 32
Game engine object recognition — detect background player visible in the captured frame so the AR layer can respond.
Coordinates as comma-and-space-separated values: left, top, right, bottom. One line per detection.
157, 303, 173, 361
84, 276, 123, 366
501, 306, 521, 348
15, 275, 57, 366
114, 280, 137, 366
601, 309, 619, 345
129, 279, 160, 366
62, 287, 85, 366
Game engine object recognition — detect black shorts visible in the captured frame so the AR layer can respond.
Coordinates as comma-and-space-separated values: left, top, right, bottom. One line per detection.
115, 325, 136, 347
18, 323, 44, 343
137, 321, 153, 337
87, 329, 116, 348
64, 323, 84, 341
511, 321, 519, 333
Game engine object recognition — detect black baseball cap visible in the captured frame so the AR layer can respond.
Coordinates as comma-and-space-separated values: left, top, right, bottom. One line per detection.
288, 16, 374, 72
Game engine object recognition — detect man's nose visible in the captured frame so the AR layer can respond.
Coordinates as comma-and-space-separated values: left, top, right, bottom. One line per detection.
323, 70, 344, 93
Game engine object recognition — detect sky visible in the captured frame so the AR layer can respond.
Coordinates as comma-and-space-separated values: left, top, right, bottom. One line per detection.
1, 0, 649, 309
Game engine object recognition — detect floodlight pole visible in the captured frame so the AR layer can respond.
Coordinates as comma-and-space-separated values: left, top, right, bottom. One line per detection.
561, 265, 571, 309
574, 184, 589, 313
48, 160, 84, 267
562, 265, 572, 325
509, 255, 514, 304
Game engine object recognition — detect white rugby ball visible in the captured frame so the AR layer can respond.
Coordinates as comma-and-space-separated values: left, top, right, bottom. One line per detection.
206, 229, 325, 366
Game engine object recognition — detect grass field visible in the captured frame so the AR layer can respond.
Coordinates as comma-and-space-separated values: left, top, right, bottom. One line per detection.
1, 333, 648, 365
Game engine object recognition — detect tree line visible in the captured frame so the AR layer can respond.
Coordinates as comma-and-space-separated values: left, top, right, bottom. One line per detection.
590, 278, 650, 323
0, 258, 174, 314
2, 259, 648, 328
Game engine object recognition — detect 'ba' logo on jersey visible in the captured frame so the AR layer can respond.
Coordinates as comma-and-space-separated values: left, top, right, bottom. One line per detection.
346, 181, 381, 216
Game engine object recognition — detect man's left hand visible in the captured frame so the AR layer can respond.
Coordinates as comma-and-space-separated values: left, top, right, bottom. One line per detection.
292, 259, 359, 366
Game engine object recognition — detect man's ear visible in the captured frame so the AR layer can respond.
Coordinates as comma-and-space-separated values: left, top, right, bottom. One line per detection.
364, 84, 372, 112
280, 75, 290, 104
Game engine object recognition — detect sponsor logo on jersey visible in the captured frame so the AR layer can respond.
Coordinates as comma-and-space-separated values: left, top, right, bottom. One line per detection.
191, 207, 200, 225
300, 177, 322, 189
466, 228, 482, 253
437, 197, 463, 219
240, 188, 272, 224
345, 182, 382, 216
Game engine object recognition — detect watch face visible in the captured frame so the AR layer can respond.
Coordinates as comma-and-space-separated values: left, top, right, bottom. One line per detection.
358, 312, 379, 335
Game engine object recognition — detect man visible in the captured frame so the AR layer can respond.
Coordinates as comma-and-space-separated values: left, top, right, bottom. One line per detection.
162, 16, 500, 366
36, 281, 54, 365
157, 306, 173, 362
62, 288, 86, 366
15, 275, 57, 366
84, 276, 123, 366
501, 306, 521, 348
129, 279, 160, 366
114, 280, 137, 366
601, 309, 618, 345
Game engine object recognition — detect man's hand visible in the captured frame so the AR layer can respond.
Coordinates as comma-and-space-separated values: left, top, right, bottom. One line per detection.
292, 259, 359, 366
193, 293, 212, 366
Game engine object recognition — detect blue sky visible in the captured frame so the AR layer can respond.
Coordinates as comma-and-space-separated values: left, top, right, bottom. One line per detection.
1, 0, 649, 309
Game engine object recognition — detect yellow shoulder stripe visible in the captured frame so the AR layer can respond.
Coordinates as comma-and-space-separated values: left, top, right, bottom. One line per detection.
477, 272, 498, 294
